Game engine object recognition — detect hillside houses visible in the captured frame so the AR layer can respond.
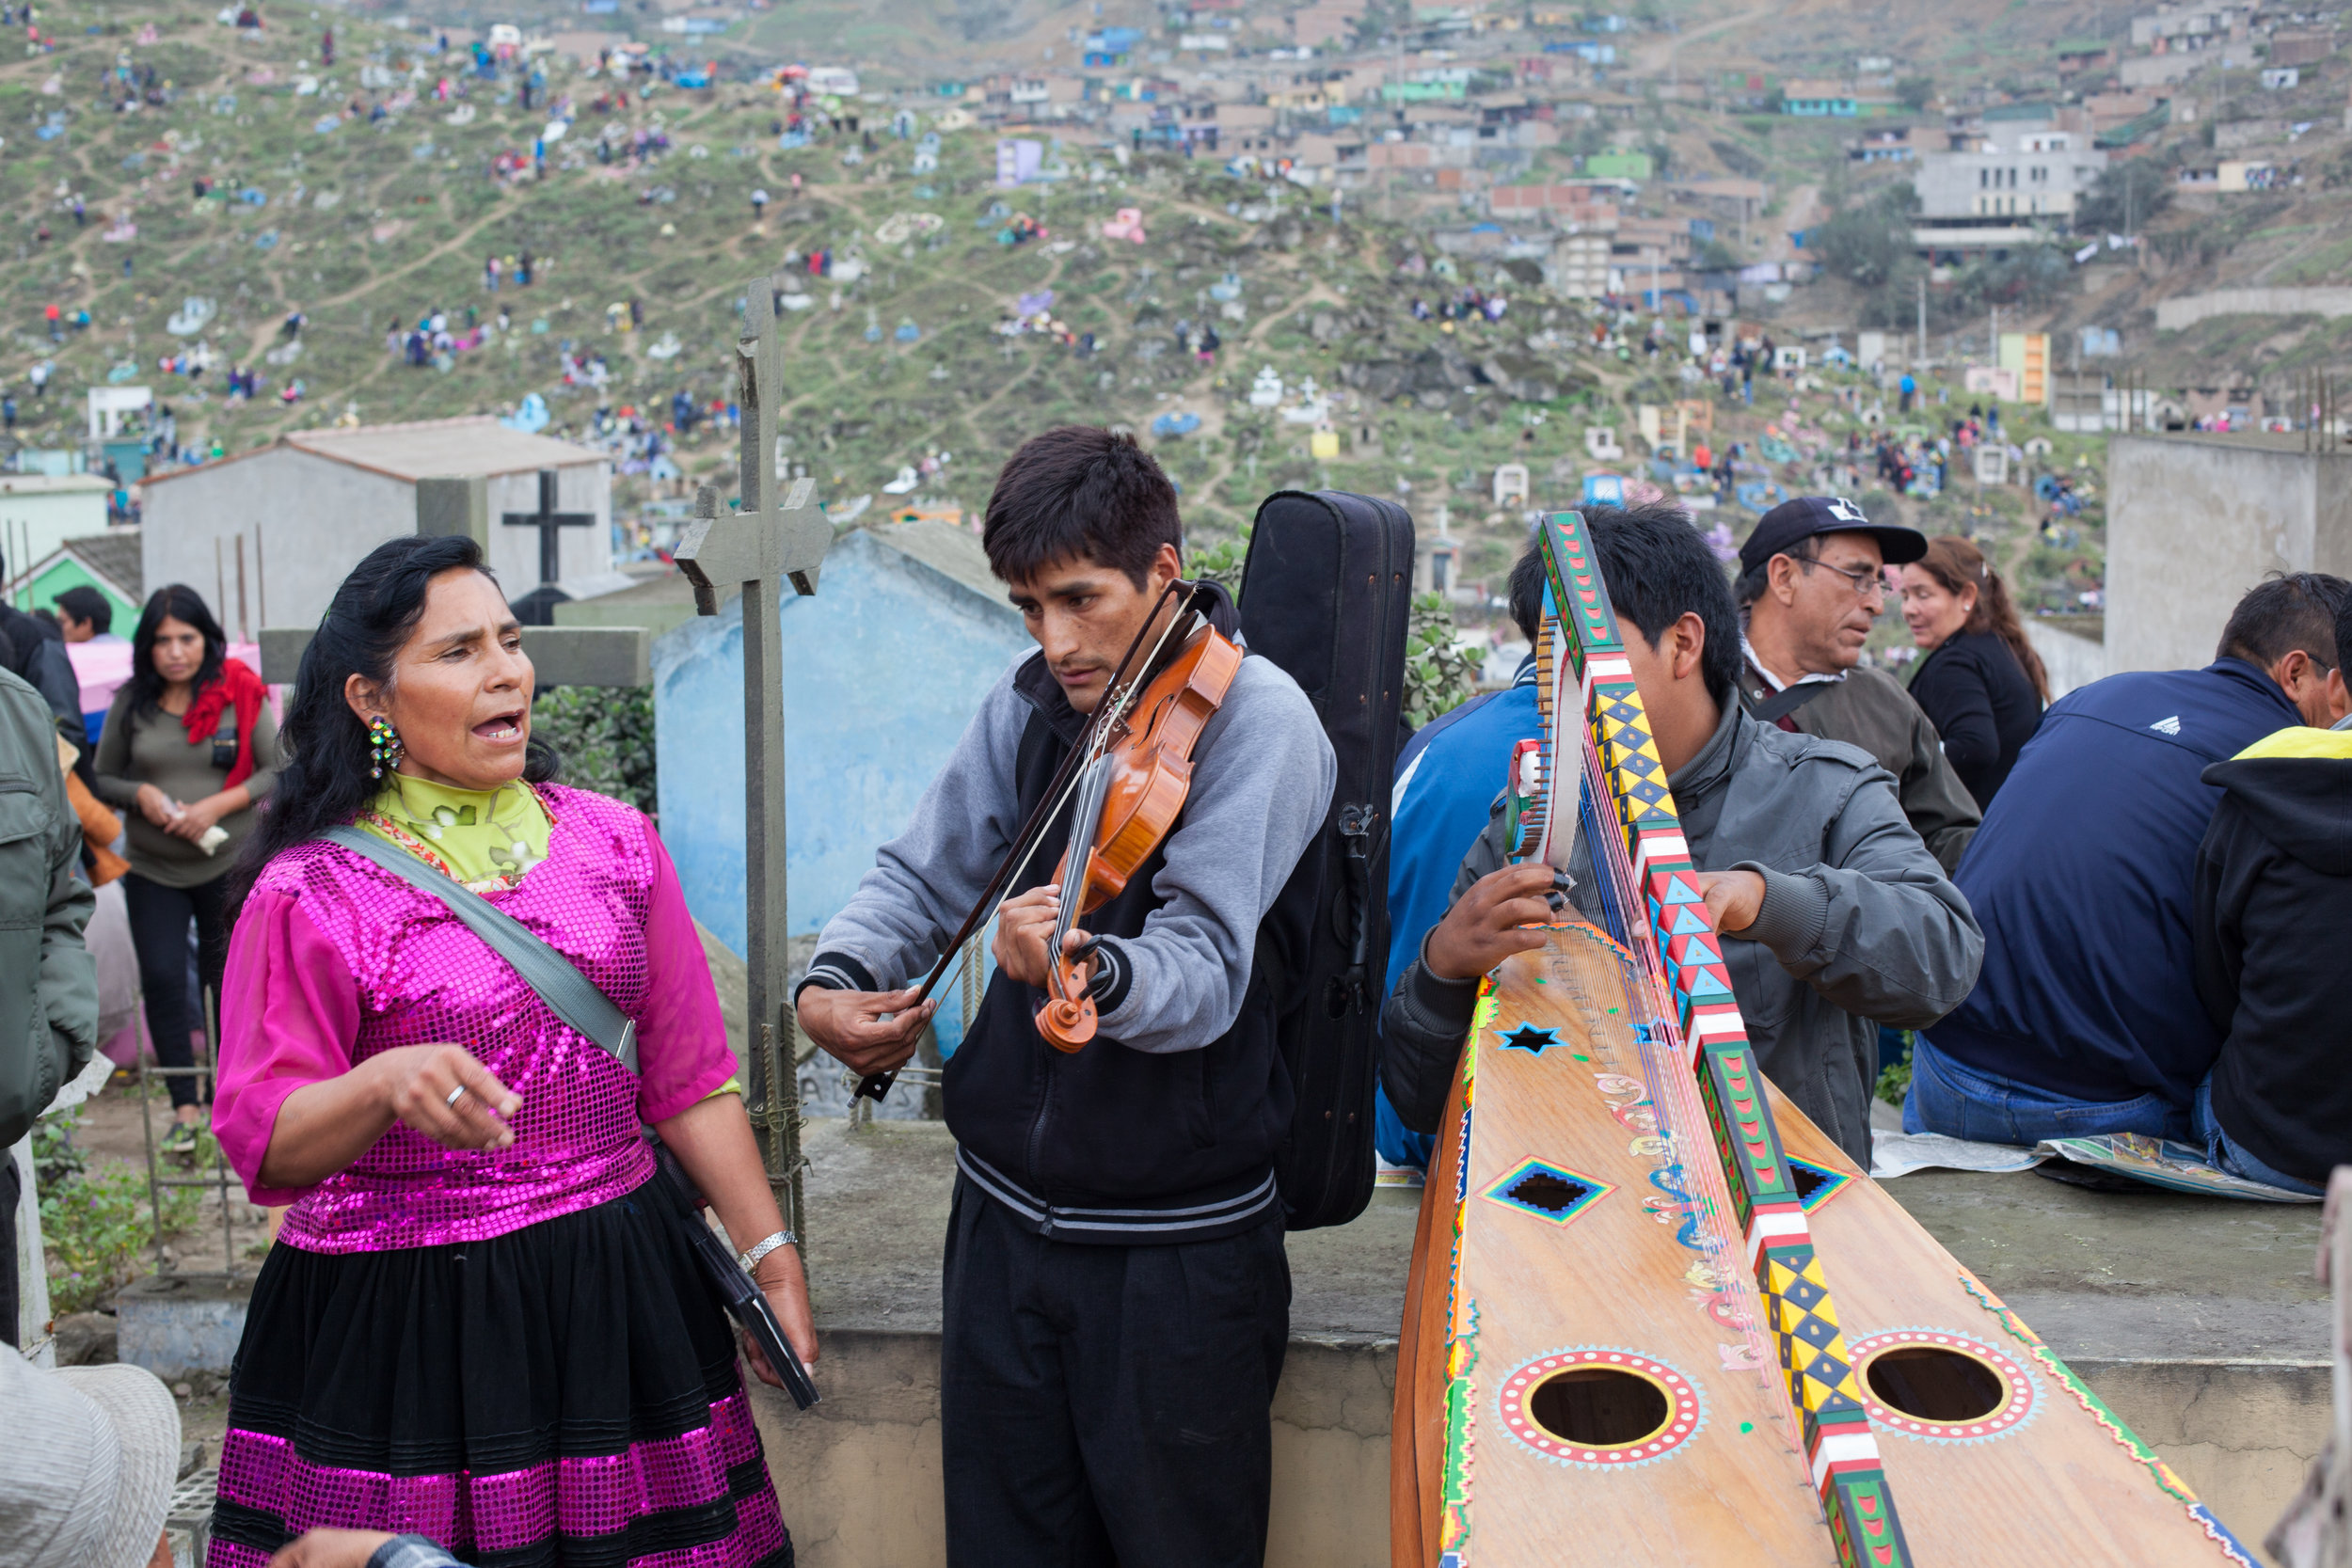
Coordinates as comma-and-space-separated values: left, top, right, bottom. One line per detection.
923, 13, 1833, 309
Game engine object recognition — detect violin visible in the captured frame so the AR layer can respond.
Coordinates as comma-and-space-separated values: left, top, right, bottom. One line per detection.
1034, 619, 1243, 1051
851, 579, 1238, 1099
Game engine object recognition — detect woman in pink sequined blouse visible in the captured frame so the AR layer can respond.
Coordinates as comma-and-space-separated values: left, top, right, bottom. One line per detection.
206, 536, 811, 1568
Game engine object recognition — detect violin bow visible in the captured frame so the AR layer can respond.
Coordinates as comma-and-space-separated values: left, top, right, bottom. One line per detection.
849, 578, 1214, 1101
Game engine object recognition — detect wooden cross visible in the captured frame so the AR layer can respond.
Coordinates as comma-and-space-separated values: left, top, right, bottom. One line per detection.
674, 277, 832, 1238
501, 467, 596, 587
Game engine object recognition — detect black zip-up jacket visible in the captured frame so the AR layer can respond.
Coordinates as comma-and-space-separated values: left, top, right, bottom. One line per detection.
801, 640, 1335, 1243
1904, 630, 2043, 810
2193, 723, 2352, 1186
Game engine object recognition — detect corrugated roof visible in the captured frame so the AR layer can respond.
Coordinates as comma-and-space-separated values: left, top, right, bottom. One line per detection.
63, 528, 141, 600
142, 417, 605, 487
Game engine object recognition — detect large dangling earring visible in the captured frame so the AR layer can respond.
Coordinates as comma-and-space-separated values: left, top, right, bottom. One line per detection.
368, 715, 405, 780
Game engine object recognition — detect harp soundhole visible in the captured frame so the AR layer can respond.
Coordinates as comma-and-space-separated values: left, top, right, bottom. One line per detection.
1865, 1347, 2007, 1423
1505, 1169, 1591, 1213
1525, 1368, 1673, 1449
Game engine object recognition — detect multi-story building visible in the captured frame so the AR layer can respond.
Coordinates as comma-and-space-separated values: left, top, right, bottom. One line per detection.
1849, 126, 1926, 163
2127, 4, 2250, 49
1550, 231, 1612, 297
1914, 128, 2107, 222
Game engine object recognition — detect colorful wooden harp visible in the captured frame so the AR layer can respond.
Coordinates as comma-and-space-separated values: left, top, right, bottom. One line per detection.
1390, 511, 2260, 1568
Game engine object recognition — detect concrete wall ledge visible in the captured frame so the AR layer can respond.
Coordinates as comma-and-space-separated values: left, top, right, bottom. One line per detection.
2155, 287, 2352, 331
752, 1122, 2331, 1565
746, 1326, 2328, 1566
747, 1323, 1399, 1568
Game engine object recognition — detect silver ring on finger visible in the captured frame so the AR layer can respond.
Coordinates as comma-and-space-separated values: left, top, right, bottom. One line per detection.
445, 1084, 468, 1109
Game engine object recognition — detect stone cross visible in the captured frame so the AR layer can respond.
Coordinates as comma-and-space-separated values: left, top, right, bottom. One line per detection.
674, 278, 833, 1237
501, 467, 596, 588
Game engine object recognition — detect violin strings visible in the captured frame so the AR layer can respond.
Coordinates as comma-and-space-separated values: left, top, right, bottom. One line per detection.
912, 578, 1207, 1006
1046, 754, 1117, 1004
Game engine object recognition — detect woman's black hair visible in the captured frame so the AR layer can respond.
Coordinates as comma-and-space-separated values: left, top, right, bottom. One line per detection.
229, 534, 559, 913
128, 585, 228, 716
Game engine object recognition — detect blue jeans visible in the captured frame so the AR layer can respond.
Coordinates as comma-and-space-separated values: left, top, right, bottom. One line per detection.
1374, 1084, 1435, 1171
2192, 1078, 2325, 1196
1902, 1035, 2192, 1146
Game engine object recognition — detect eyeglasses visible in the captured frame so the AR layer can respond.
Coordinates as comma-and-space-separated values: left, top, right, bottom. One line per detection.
1798, 557, 1889, 601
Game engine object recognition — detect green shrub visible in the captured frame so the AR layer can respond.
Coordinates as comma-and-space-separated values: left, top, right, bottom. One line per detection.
534, 686, 659, 816
36, 1107, 207, 1315
1404, 594, 1481, 729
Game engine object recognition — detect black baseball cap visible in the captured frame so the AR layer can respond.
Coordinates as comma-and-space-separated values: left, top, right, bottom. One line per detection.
1739, 496, 1927, 575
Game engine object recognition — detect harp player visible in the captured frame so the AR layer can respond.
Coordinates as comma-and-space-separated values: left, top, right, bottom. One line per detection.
1380, 501, 1984, 1168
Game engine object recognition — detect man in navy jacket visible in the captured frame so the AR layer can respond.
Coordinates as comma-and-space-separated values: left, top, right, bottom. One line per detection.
1908, 573, 2349, 1145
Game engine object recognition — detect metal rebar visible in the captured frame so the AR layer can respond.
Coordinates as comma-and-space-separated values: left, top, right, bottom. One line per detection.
207, 985, 231, 1273
137, 1057, 162, 1275
135, 1055, 250, 1281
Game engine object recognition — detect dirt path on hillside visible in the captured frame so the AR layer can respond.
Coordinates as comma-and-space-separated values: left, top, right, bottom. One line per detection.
1766, 184, 1825, 261
1637, 4, 1779, 74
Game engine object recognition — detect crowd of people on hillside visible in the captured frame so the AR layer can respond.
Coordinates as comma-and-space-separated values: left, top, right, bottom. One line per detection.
1407, 286, 1509, 325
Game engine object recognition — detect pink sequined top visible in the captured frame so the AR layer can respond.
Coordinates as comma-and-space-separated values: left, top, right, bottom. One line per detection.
215, 784, 737, 1253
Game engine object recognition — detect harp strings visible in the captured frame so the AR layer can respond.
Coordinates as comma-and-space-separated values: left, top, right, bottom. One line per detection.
1573, 680, 1792, 1430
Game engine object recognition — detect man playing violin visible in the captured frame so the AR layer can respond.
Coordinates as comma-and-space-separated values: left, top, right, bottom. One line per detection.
797, 426, 1336, 1568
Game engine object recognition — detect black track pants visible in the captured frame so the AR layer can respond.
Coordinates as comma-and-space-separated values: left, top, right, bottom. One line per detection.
939, 1176, 1291, 1568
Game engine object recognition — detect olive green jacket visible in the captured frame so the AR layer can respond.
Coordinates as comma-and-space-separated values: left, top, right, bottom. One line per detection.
0, 666, 97, 1151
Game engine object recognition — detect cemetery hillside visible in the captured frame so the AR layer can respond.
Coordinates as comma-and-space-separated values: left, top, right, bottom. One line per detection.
21, 7, 2352, 1568
20, 0, 2338, 640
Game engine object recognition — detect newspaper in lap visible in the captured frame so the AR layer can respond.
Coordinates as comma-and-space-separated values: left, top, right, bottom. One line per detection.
1872, 1128, 2321, 1202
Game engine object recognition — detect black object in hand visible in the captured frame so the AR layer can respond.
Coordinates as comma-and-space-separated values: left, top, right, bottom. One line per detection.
649, 1141, 819, 1411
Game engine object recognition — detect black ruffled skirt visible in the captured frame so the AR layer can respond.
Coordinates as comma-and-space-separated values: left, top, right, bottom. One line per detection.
207, 1186, 791, 1568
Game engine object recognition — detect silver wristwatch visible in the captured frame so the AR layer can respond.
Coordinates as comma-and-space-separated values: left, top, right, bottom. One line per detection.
739, 1229, 799, 1275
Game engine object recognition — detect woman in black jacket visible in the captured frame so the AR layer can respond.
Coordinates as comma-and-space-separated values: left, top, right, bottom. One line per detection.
1899, 535, 2047, 809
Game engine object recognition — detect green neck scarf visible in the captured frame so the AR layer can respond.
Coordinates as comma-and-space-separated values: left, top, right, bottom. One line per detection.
360, 773, 553, 890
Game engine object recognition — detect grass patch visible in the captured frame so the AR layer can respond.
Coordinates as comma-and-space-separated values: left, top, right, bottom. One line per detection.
33, 1106, 209, 1314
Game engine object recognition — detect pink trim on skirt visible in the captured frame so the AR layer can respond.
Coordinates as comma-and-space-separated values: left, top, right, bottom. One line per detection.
209, 1390, 782, 1566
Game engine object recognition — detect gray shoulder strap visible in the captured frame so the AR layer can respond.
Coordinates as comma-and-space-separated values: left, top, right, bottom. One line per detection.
318, 825, 638, 1073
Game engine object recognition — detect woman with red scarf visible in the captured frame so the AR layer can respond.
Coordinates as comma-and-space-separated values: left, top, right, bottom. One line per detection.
93, 585, 282, 1156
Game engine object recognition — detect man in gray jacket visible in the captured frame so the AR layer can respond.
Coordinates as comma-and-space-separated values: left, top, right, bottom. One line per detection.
1380, 502, 1982, 1166
0, 664, 99, 1349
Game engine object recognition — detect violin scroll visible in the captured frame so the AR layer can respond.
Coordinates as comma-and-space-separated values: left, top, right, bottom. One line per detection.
1037, 951, 1098, 1053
